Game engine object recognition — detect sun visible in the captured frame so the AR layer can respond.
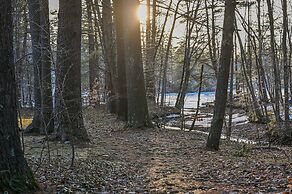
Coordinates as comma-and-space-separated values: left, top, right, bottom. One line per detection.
137, 3, 147, 23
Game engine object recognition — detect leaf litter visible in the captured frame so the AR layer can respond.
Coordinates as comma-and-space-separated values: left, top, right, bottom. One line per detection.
23, 107, 292, 193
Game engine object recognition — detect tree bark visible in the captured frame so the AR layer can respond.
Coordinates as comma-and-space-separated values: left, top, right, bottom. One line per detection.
206, 0, 236, 151
190, 65, 204, 130
113, 0, 128, 121
86, 0, 99, 107
0, 0, 38, 191
282, 0, 291, 137
211, 0, 217, 76
102, 0, 117, 113
27, 0, 42, 133
21, 3, 29, 107
123, 0, 151, 128
226, 50, 234, 140
40, 0, 54, 134
266, 0, 281, 122
55, 0, 89, 141
257, 0, 269, 118
205, 0, 217, 75
145, 0, 156, 103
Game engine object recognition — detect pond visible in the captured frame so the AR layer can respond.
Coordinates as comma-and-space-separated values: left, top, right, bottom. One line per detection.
162, 92, 215, 109
161, 92, 248, 128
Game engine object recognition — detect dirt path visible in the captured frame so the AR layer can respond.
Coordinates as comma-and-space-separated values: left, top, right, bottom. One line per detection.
24, 108, 292, 193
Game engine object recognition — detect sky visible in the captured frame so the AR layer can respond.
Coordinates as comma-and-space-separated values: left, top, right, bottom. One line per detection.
47, 0, 278, 48
49, 0, 152, 24
48, 0, 185, 44
49, 0, 58, 10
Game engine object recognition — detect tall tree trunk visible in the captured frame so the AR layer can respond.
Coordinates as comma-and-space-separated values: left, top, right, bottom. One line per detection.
266, 0, 281, 122
102, 0, 117, 113
206, 0, 236, 151
175, 1, 192, 109
113, 0, 128, 121
92, 0, 102, 104
211, 0, 217, 76
289, 27, 292, 101
226, 49, 234, 140
153, 0, 172, 61
190, 65, 204, 130
40, 0, 54, 134
123, 0, 151, 128
156, 45, 165, 104
282, 0, 291, 137
86, 0, 99, 107
55, 5, 64, 137
160, 1, 181, 106
175, 0, 202, 109
236, 28, 265, 123
56, 0, 89, 141
205, 0, 217, 74
0, 0, 38, 191
151, 0, 157, 100
145, 0, 156, 103
14, 0, 22, 107
21, 3, 29, 107
257, 0, 269, 117
27, 0, 42, 133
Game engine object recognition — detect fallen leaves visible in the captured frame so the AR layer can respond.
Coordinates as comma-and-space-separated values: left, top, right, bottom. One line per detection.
22, 107, 292, 193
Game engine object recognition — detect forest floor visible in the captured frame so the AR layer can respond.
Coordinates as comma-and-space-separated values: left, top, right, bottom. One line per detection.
22, 107, 292, 193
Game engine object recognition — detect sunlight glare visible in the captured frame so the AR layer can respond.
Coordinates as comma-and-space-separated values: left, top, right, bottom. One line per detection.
137, 4, 147, 23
